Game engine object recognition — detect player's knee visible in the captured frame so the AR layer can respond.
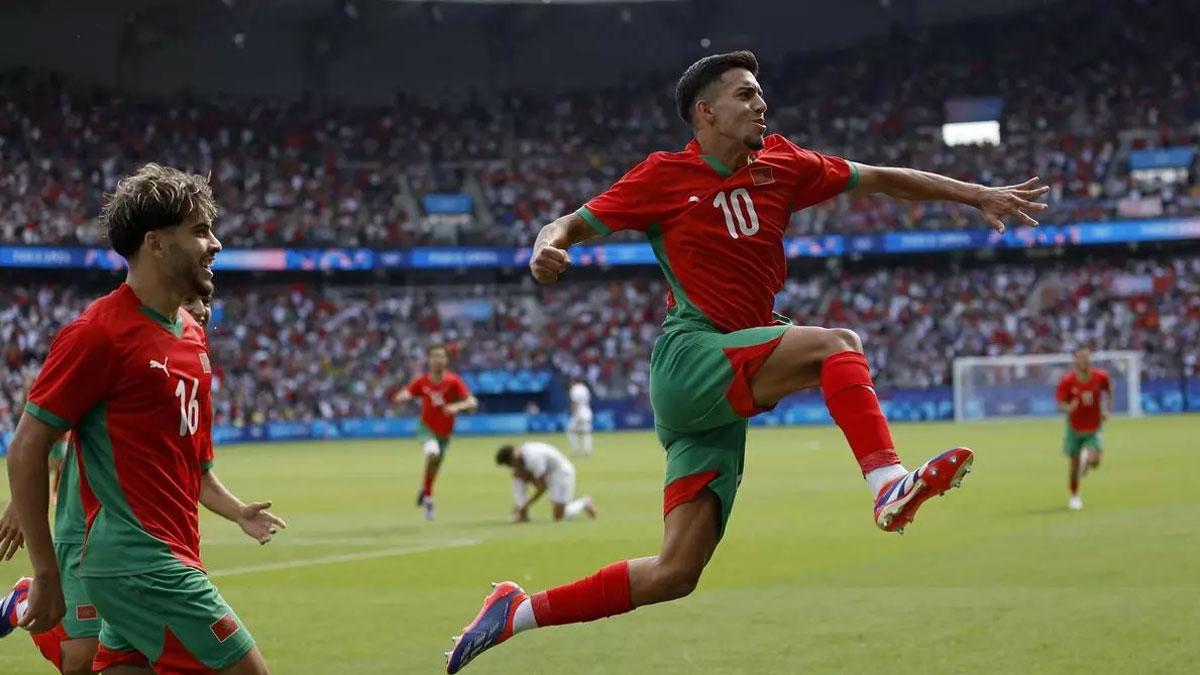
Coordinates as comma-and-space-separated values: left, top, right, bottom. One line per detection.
657, 560, 704, 601
60, 655, 94, 675
828, 328, 863, 354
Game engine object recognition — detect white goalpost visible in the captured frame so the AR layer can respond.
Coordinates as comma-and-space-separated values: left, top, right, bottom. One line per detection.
952, 351, 1143, 422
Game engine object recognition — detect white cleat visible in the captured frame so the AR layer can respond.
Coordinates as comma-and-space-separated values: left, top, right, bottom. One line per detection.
1068, 495, 1083, 511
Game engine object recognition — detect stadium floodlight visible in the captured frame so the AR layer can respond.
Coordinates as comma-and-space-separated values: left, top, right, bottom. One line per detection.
952, 351, 1143, 422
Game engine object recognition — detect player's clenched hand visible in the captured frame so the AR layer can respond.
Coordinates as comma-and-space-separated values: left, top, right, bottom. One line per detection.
529, 245, 569, 284
19, 574, 64, 634
237, 501, 287, 545
978, 177, 1050, 233
0, 502, 24, 561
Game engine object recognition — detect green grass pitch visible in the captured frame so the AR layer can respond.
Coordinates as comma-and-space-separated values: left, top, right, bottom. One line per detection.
2, 415, 1199, 674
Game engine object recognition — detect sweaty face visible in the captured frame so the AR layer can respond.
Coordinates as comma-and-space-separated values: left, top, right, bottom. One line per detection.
161, 212, 221, 298
701, 68, 768, 150
428, 348, 449, 373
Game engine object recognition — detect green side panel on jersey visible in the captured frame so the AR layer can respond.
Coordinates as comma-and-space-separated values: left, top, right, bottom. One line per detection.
49, 439, 68, 461
74, 402, 179, 577
647, 222, 717, 332
577, 206, 612, 236
54, 443, 87, 544
137, 306, 185, 339
701, 155, 735, 178
25, 401, 72, 430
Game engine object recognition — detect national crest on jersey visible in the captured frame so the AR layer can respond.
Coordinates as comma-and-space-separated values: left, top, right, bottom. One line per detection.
578, 134, 855, 333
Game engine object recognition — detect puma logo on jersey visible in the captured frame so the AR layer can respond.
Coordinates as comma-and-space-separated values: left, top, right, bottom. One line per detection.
688, 195, 700, 203
149, 358, 170, 377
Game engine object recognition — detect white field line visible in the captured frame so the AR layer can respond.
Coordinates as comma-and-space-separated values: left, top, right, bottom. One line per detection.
209, 538, 480, 579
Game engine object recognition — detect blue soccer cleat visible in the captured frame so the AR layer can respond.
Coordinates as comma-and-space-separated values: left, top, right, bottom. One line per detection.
445, 581, 527, 673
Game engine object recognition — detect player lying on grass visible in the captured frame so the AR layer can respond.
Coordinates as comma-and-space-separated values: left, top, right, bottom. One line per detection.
496, 442, 596, 523
447, 50, 1047, 673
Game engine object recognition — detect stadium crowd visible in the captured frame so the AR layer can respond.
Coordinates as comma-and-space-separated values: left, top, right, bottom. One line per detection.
2, 253, 1196, 431
1, 0, 1197, 249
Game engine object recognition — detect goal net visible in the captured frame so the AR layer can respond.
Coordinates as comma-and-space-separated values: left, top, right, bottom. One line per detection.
952, 351, 1143, 422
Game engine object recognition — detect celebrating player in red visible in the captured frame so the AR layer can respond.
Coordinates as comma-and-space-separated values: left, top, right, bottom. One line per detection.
1055, 347, 1112, 510
393, 344, 478, 520
446, 50, 1049, 672
5, 164, 277, 674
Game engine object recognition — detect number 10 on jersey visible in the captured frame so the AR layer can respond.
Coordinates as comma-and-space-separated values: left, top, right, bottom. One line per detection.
713, 188, 760, 239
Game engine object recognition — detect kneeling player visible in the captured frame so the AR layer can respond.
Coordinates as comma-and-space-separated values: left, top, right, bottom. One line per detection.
496, 442, 596, 522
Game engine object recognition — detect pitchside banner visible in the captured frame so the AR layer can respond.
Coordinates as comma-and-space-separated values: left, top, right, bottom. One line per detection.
2, 217, 1198, 271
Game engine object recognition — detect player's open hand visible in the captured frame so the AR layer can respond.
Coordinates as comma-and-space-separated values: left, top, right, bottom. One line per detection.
19, 573, 64, 634
978, 178, 1050, 233
0, 502, 24, 561
529, 245, 570, 284
237, 501, 287, 545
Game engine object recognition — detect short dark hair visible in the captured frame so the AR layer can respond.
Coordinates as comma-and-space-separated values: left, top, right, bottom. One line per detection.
495, 444, 515, 467
428, 343, 447, 355
100, 163, 217, 259
675, 50, 760, 125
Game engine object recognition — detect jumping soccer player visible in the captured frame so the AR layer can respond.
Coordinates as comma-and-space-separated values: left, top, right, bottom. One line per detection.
446, 50, 1048, 672
1055, 347, 1112, 510
496, 442, 596, 523
5, 164, 280, 674
566, 379, 594, 457
393, 344, 478, 520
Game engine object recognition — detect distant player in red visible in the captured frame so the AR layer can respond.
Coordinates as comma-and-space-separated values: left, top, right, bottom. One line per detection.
447, 50, 1049, 672
393, 345, 478, 520
6, 164, 281, 674
1055, 347, 1112, 510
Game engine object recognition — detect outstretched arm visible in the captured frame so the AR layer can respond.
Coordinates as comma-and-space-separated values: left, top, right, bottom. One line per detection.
446, 394, 479, 415
6, 414, 65, 632
200, 470, 286, 545
850, 163, 1049, 233
529, 212, 600, 284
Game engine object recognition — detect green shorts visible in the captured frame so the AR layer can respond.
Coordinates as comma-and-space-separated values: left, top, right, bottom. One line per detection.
84, 562, 255, 672
416, 423, 451, 459
651, 324, 790, 537
1063, 427, 1102, 457
56, 542, 100, 639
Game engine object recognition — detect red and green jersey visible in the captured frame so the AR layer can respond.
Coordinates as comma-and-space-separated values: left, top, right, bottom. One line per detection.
25, 284, 215, 577
406, 371, 470, 438
1056, 368, 1111, 433
578, 134, 856, 333
53, 434, 87, 545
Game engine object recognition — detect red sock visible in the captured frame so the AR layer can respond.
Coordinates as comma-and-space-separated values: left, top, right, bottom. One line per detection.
820, 351, 901, 476
423, 472, 435, 498
1069, 476, 1079, 495
530, 560, 634, 627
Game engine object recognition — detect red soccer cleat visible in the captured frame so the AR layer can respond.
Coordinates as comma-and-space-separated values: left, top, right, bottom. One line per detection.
445, 581, 527, 674
874, 447, 974, 533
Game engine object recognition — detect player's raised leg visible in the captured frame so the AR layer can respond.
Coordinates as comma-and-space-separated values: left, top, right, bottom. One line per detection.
749, 325, 973, 532
446, 490, 719, 673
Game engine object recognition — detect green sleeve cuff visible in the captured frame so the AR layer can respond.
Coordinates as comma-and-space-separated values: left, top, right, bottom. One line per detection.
577, 206, 612, 236
25, 402, 72, 431
844, 161, 860, 192
200, 460, 213, 473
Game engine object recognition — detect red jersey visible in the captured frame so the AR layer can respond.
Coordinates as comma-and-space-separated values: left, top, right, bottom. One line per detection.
25, 284, 214, 576
578, 134, 854, 333
407, 371, 471, 438
1056, 368, 1111, 433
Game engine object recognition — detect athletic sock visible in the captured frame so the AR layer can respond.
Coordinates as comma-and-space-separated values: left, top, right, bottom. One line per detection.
583, 433, 593, 456
567, 432, 580, 455
866, 464, 909, 496
423, 472, 435, 499
820, 351, 903, 476
524, 561, 633, 630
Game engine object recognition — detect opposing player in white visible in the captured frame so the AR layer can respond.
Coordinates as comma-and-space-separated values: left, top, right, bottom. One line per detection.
566, 378, 594, 456
496, 442, 596, 522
